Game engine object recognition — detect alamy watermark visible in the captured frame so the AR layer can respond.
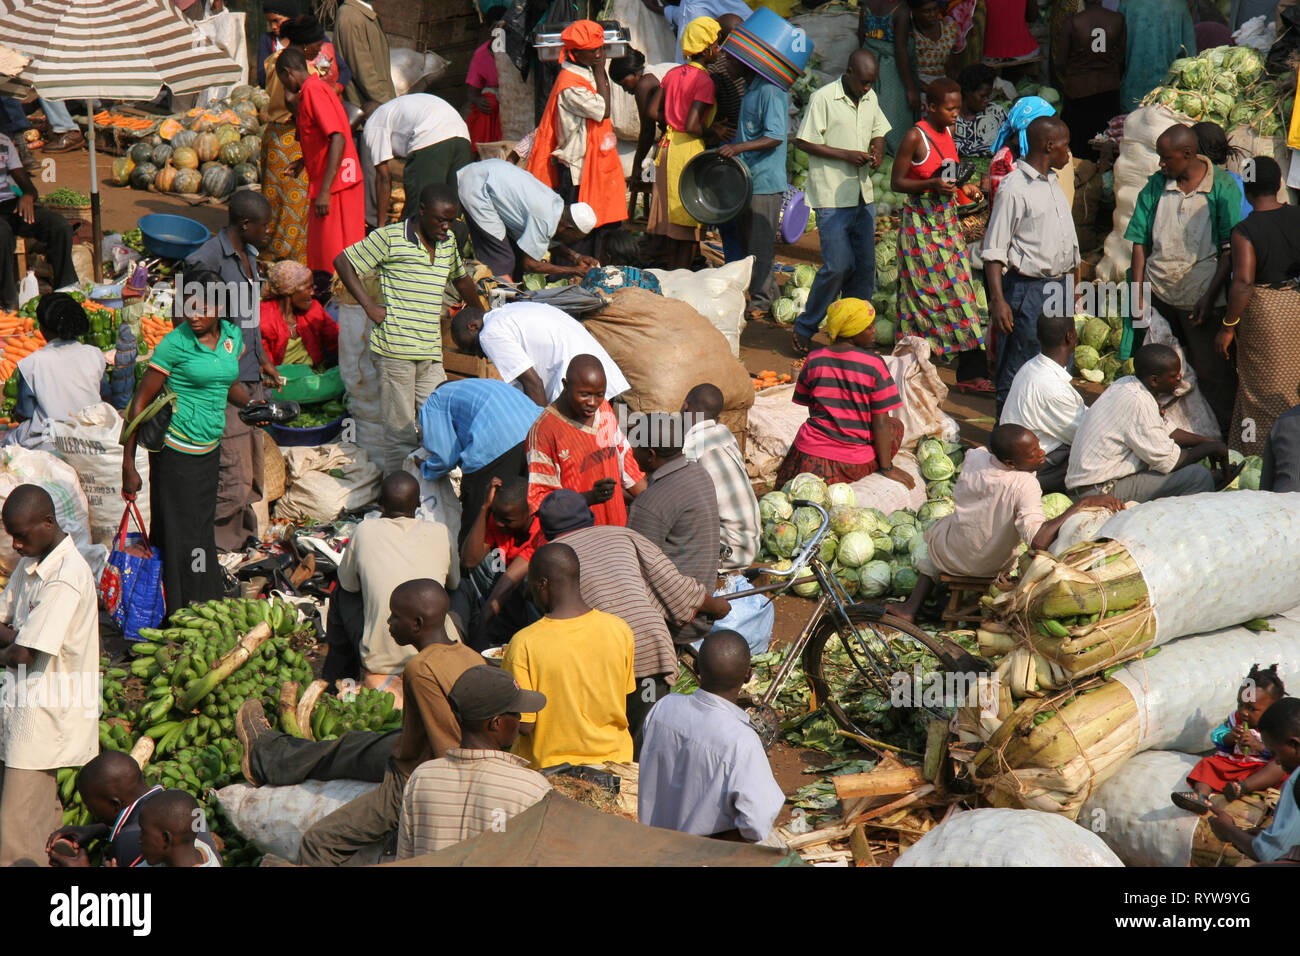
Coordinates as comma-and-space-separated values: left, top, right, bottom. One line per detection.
890, 665, 999, 714
0, 667, 101, 718
172, 273, 260, 332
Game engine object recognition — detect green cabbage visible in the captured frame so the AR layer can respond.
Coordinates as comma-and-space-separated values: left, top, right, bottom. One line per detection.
763, 521, 799, 558
523, 273, 548, 291
1074, 344, 1101, 370
1223, 46, 1263, 83
793, 264, 817, 289
792, 566, 820, 598
1119, 358, 1135, 377
858, 560, 893, 598
818, 532, 840, 564
836, 530, 874, 568
917, 498, 955, 523
921, 454, 955, 481
892, 566, 919, 596
792, 506, 823, 542
1108, 325, 1123, 351
926, 479, 955, 499
1080, 317, 1110, 351
870, 531, 894, 557
1208, 91, 1235, 118
908, 533, 929, 568
888, 510, 917, 528
788, 472, 828, 505
1037, 86, 1061, 105
790, 286, 811, 310
1080, 367, 1105, 383
827, 482, 856, 510
873, 318, 895, 347
771, 297, 798, 325
1041, 492, 1073, 520
758, 491, 794, 523
1175, 92, 1204, 120
1099, 354, 1121, 383
918, 437, 946, 462
832, 562, 859, 597
890, 522, 919, 553
1236, 456, 1263, 491
831, 506, 875, 537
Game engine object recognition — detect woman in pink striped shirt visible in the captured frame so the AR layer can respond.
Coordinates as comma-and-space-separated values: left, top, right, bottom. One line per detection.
776, 299, 914, 488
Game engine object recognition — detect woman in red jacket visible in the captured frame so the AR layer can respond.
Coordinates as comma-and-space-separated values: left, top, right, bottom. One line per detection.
260, 260, 338, 368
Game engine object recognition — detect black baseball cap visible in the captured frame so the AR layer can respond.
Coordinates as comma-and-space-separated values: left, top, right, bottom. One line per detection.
449, 666, 547, 721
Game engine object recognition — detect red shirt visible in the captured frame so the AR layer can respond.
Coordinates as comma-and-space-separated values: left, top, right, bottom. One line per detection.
296, 74, 362, 200
259, 299, 339, 367
792, 345, 903, 465
526, 402, 643, 526
485, 514, 546, 565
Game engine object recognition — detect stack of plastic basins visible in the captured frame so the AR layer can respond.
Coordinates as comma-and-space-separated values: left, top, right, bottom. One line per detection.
721, 7, 813, 92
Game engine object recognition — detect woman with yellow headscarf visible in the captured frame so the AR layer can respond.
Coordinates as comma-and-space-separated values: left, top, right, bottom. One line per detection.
648, 16, 728, 270
775, 298, 915, 487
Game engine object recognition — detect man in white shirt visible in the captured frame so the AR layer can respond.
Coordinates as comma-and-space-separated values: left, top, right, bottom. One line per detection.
1000, 313, 1086, 493
456, 159, 599, 282
333, 472, 461, 680
450, 302, 630, 407
1066, 344, 1228, 502
638, 630, 783, 842
364, 93, 473, 232
0, 485, 99, 867
681, 383, 760, 569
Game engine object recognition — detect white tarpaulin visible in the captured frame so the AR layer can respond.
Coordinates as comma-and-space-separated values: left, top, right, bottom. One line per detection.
895, 808, 1124, 867
1078, 751, 1203, 867
1096, 491, 1300, 644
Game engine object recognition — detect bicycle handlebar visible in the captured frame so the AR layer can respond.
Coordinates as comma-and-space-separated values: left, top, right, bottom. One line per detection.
761, 499, 831, 580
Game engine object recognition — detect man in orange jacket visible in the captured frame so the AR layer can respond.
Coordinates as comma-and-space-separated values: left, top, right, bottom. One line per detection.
527, 19, 627, 251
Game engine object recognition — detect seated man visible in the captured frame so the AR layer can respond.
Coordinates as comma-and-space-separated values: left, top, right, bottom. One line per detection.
418, 377, 543, 545
502, 542, 637, 769
896, 424, 1123, 622
999, 313, 1086, 494
537, 490, 731, 740
46, 752, 218, 868
1066, 344, 1230, 502
1209, 697, 1300, 863
450, 301, 630, 407
456, 158, 599, 282
397, 665, 552, 858
628, 411, 720, 645
330, 472, 460, 684
0, 131, 78, 310
681, 383, 761, 570
526, 354, 646, 527
457, 476, 545, 650
1262, 404, 1300, 493
638, 630, 784, 842
236, 579, 484, 867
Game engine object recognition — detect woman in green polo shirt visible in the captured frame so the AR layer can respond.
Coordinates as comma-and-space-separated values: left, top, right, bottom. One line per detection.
122, 268, 265, 616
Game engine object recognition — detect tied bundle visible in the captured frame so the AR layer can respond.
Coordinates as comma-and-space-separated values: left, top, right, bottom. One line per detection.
1139, 45, 1282, 135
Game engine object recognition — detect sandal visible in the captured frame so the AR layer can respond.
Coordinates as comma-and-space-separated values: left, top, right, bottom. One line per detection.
791, 332, 811, 356
951, 378, 995, 395
1222, 781, 1245, 802
1170, 790, 1213, 815
1214, 460, 1247, 492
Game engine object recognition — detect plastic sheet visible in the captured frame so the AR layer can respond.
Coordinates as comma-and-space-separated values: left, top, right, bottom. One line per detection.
215, 780, 379, 861
894, 807, 1124, 866
1078, 751, 1202, 867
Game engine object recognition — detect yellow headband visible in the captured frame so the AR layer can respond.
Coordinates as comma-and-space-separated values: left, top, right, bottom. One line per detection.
826, 298, 876, 341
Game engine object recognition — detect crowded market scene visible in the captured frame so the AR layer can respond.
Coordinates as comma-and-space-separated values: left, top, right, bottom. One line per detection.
1, 0, 1300, 883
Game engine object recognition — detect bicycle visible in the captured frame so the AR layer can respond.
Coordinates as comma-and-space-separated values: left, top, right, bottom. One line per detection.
700, 501, 988, 751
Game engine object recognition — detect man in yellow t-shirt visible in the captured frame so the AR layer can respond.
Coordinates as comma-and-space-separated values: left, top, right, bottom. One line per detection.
502, 542, 635, 769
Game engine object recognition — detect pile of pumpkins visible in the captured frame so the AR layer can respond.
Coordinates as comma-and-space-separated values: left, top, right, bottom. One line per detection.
110, 85, 269, 201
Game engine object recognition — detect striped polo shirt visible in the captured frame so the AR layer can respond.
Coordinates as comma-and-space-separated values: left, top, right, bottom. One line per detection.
343, 218, 466, 361
792, 344, 902, 465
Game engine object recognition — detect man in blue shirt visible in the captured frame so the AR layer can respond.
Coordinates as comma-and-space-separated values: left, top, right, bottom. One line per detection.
418, 377, 543, 547
719, 59, 788, 322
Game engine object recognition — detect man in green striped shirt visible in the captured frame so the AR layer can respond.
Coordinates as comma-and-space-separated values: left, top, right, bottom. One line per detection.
336, 184, 483, 474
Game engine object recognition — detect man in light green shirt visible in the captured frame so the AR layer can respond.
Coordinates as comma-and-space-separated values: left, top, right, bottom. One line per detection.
790, 50, 891, 353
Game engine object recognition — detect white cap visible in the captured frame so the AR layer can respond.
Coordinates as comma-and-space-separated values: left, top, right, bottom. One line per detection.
568, 203, 597, 235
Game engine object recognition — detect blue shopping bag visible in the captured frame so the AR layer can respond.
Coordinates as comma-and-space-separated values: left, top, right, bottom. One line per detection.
98, 502, 165, 642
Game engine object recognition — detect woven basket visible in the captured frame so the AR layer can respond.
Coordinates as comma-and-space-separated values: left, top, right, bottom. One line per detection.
47, 204, 92, 225
961, 208, 990, 244
264, 432, 286, 502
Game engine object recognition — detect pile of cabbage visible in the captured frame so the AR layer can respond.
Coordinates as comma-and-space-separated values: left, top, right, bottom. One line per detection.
755, 438, 967, 600
1070, 311, 1133, 385
1140, 45, 1283, 135
1206, 449, 1264, 491
769, 266, 897, 347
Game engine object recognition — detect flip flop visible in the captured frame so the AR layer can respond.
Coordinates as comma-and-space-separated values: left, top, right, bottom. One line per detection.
1222, 781, 1245, 801
1215, 460, 1247, 491
951, 378, 995, 395
1170, 790, 1212, 815
791, 332, 811, 356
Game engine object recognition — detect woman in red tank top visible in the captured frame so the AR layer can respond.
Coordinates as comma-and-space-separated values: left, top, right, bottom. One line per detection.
889, 79, 990, 391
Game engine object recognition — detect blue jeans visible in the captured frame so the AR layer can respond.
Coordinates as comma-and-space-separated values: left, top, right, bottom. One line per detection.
40, 99, 77, 134
994, 270, 1060, 414
719, 219, 742, 263
0, 99, 29, 136
794, 201, 876, 341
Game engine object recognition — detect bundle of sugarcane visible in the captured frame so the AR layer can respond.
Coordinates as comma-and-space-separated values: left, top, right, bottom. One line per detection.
952, 619, 1300, 818
981, 492, 1300, 683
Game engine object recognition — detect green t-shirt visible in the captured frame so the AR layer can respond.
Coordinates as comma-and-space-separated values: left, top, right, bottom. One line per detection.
147, 321, 243, 454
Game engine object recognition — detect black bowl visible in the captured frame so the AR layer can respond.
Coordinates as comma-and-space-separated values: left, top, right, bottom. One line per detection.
678, 149, 753, 225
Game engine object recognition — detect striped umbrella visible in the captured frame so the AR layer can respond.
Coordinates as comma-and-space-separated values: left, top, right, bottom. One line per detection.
0, 0, 244, 279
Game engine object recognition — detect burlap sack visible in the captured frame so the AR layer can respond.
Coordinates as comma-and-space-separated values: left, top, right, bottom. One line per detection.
582, 287, 754, 415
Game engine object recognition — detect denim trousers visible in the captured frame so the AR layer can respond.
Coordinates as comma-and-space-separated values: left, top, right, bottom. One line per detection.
794, 200, 876, 340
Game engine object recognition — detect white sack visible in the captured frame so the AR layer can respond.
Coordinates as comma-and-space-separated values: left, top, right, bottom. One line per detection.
276, 443, 383, 523
215, 780, 379, 862
1141, 305, 1221, 440
390, 47, 452, 98
848, 450, 927, 514
894, 808, 1124, 866
335, 302, 389, 466
1096, 491, 1300, 644
608, 0, 679, 66
648, 259, 753, 356
403, 448, 464, 560
45, 403, 150, 550
1078, 751, 1203, 867
194, 10, 247, 106
789, 12, 858, 85
494, 43, 536, 143
611, 61, 674, 141
1049, 506, 1114, 556
0, 447, 93, 576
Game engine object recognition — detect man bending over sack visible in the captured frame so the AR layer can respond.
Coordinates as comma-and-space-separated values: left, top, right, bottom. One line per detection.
236, 579, 482, 866
1065, 344, 1233, 502
895, 424, 1123, 622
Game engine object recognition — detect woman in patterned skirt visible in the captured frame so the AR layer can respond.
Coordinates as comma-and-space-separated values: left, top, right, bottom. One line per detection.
260, 46, 310, 263
890, 78, 989, 390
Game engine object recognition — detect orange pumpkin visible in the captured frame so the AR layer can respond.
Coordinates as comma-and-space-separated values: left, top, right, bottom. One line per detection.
194, 132, 220, 162
154, 163, 177, 192
158, 118, 183, 141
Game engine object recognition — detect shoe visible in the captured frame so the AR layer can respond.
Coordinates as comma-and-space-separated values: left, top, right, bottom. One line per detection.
1170, 790, 1212, 815
235, 699, 274, 786
41, 130, 84, 154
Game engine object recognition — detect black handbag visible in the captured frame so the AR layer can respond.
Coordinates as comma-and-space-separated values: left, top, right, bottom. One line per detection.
120, 387, 178, 454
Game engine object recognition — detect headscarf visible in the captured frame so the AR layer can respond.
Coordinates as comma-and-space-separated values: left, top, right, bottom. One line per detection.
267, 260, 313, 299
825, 298, 876, 342
991, 95, 1055, 158
681, 16, 721, 56
561, 20, 605, 62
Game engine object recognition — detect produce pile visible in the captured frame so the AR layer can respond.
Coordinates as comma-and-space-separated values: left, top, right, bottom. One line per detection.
1140, 45, 1284, 134
287, 398, 348, 429
59, 595, 403, 866
1069, 311, 1131, 385
768, 263, 898, 346
110, 85, 269, 201
754, 438, 966, 600
40, 188, 92, 208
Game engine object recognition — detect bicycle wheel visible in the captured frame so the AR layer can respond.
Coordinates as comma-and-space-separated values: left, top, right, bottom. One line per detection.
802, 604, 953, 737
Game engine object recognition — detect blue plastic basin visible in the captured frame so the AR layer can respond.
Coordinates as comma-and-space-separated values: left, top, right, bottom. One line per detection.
266, 415, 345, 447
137, 213, 211, 260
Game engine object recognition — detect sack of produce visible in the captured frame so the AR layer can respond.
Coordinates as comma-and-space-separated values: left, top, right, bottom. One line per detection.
894, 807, 1123, 866
647, 258, 753, 357
0, 445, 93, 575
981, 491, 1300, 681
276, 443, 382, 523
956, 617, 1300, 816
1078, 751, 1274, 867
215, 780, 380, 862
